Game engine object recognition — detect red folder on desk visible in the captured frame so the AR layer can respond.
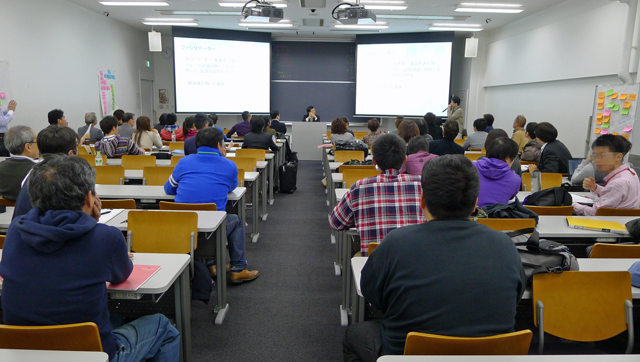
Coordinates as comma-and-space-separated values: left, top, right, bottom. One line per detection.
107, 265, 161, 291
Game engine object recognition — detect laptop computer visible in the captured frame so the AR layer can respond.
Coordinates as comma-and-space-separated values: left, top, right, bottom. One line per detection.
568, 158, 585, 178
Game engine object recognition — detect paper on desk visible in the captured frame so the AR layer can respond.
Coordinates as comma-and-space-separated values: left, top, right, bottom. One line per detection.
98, 209, 122, 224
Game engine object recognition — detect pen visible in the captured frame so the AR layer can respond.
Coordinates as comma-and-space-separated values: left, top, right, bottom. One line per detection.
120, 219, 128, 224
101, 210, 111, 215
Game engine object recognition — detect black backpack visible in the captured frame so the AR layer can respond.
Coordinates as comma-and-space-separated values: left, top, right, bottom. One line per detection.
523, 185, 573, 206
335, 139, 369, 157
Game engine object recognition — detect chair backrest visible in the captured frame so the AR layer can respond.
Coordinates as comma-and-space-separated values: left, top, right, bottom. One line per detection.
404, 330, 533, 355
143, 166, 175, 186
338, 164, 377, 173
0, 235, 5, 249
464, 153, 485, 161
521, 172, 531, 191
354, 132, 368, 140
169, 142, 184, 151
127, 210, 198, 252
159, 201, 217, 211
476, 218, 536, 231
533, 271, 632, 342
230, 157, 257, 172
596, 207, 640, 216
79, 154, 107, 167
590, 243, 640, 258
342, 169, 381, 188
0, 197, 16, 207
524, 205, 574, 216
454, 139, 465, 145
236, 148, 267, 161
100, 199, 137, 209
76, 145, 94, 155
0, 322, 102, 352
171, 155, 183, 166
95, 166, 124, 185
520, 160, 537, 166
368, 242, 380, 255
238, 168, 245, 187
162, 141, 171, 146
121, 155, 156, 170
326, 131, 331, 140
335, 150, 365, 163
223, 129, 231, 135
541, 173, 563, 190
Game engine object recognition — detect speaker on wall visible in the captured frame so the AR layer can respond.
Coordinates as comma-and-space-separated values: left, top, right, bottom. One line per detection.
465, 37, 478, 58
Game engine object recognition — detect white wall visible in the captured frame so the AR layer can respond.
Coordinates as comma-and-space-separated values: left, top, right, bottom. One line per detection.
2, 0, 152, 133
469, 0, 637, 156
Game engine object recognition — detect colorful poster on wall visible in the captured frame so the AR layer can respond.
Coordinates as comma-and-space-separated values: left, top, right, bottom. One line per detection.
99, 69, 116, 117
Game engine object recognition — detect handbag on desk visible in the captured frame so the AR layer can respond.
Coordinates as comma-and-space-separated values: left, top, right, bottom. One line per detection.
523, 185, 573, 206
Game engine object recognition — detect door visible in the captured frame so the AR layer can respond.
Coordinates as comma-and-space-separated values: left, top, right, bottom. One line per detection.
140, 79, 154, 122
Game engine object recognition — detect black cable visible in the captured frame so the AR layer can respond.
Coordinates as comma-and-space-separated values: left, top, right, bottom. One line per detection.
241, 0, 262, 15
331, 2, 356, 20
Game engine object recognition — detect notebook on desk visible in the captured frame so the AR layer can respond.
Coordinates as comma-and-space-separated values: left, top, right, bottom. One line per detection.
566, 217, 627, 234
107, 265, 161, 291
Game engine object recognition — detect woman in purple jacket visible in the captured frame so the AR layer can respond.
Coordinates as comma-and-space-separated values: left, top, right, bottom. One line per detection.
474, 137, 522, 208
400, 136, 438, 175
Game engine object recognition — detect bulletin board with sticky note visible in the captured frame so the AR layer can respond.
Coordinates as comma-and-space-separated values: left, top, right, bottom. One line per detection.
98, 69, 116, 117
591, 83, 639, 153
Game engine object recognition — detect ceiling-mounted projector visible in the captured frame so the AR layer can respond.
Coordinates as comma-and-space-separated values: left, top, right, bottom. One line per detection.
332, 3, 377, 25
242, 0, 284, 23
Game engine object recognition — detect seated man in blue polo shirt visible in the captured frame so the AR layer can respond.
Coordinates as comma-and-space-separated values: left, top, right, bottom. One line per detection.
164, 127, 259, 283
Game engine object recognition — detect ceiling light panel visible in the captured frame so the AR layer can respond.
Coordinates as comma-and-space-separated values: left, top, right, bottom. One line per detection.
100, 1, 169, 5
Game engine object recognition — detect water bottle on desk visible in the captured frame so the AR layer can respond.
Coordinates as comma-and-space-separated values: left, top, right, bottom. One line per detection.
171, 131, 176, 142
95, 151, 103, 166
530, 170, 541, 192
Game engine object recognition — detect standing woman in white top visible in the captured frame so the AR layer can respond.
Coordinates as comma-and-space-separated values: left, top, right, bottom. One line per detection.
133, 116, 163, 150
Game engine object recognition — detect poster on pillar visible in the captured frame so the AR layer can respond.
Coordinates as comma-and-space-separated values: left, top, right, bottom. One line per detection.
590, 83, 640, 155
98, 69, 116, 117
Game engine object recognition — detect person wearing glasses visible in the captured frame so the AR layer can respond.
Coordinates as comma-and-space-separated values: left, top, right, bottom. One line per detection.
573, 134, 640, 216
0, 126, 39, 201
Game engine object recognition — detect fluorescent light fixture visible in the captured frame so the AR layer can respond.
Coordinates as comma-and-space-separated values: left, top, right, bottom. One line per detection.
363, 5, 407, 10
455, 7, 523, 13
377, 14, 468, 20
359, 0, 406, 3
238, 20, 296, 28
429, 26, 483, 31
459, 2, 522, 7
432, 23, 482, 27
100, 1, 169, 5
143, 21, 199, 26
144, 18, 195, 21
220, 2, 287, 7
332, 22, 389, 30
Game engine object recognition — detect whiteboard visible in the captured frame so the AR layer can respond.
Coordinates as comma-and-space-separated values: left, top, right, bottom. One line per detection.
590, 83, 639, 154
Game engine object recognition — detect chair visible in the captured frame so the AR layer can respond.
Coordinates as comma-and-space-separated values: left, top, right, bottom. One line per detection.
95, 166, 124, 185
79, 154, 107, 167
162, 141, 171, 146
0, 322, 102, 352
76, 145, 94, 155
230, 157, 257, 172
367, 242, 380, 255
100, 199, 137, 209
335, 150, 365, 163
342, 169, 381, 188
238, 169, 245, 187
590, 243, 640, 258
326, 131, 331, 140
223, 129, 231, 136
338, 164, 376, 173
533, 271, 634, 354
0, 197, 16, 207
454, 139, 465, 146
477, 218, 536, 231
596, 208, 640, 216
524, 205, 574, 216
236, 148, 267, 161
171, 155, 183, 166
522, 172, 563, 191
121, 155, 156, 170
465, 153, 485, 162
404, 330, 533, 355
142, 166, 174, 186
0, 235, 5, 249
468, 148, 482, 152
169, 142, 184, 151
354, 132, 368, 140
520, 160, 537, 166
159, 201, 217, 211
127, 210, 198, 275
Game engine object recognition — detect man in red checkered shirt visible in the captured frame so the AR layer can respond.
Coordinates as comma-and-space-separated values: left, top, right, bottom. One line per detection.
329, 134, 424, 256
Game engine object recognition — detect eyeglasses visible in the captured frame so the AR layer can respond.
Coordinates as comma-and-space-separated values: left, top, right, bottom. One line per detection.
591, 152, 618, 159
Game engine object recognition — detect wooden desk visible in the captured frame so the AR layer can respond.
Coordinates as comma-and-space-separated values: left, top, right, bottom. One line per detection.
377, 355, 640, 362
0, 349, 109, 362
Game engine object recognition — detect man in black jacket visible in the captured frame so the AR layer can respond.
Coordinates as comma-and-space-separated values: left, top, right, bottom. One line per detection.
343, 155, 526, 362
242, 117, 279, 152
427, 120, 465, 156
0, 126, 39, 201
270, 110, 287, 134
527, 122, 573, 174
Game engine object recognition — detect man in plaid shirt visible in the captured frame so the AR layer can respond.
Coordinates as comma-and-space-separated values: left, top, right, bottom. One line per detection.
329, 134, 424, 256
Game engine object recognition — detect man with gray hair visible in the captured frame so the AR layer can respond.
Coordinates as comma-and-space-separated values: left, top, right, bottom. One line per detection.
78, 112, 104, 143
0, 125, 38, 200
0, 155, 181, 362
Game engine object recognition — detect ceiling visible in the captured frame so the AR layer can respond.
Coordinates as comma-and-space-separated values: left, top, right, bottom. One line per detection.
67, 0, 568, 39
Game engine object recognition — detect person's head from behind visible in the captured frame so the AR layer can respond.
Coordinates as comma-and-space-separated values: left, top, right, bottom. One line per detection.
242, 111, 251, 122
591, 134, 632, 173
265, 117, 272, 129
414, 118, 428, 136
473, 118, 487, 132
397, 120, 420, 143
424, 112, 437, 126
158, 113, 168, 126
407, 135, 429, 155
421, 155, 479, 221
514, 115, 526, 130
395, 115, 405, 130
442, 120, 459, 141
195, 127, 225, 153
99, 116, 118, 136
331, 118, 348, 135
113, 109, 124, 123
451, 96, 461, 107
483, 113, 494, 127
484, 128, 509, 149
367, 118, 380, 133
525, 122, 537, 141
340, 117, 350, 127
486, 138, 519, 167
372, 134, 407, 171
48, 109, 66, 127
135, 116, 152, 132
183, 117, 195, 133
195, 114, 209, 130
271, 110, 280, 120
37, 125, 80, 156
85, 112, 97, 126
250, 116, 266, 133
165, 113, 178, 126
6, 126, 38, 159
123, 112, 135, 126
28, 155, 96, 213
534, 122, 557, 144
208, 113, 218, 126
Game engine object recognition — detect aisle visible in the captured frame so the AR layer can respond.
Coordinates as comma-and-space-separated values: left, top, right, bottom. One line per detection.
190, 160, 344, 361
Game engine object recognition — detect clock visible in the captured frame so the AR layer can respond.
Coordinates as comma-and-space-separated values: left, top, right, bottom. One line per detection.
161, 47, 173, 59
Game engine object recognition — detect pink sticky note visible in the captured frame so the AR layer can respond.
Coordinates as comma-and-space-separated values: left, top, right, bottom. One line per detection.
102, 81, 107, 85
100, 71, 104, 75
601, 129, 609, 135
624, 126, 633, 132
604, 110, 611, 116
0, 93, 6, 99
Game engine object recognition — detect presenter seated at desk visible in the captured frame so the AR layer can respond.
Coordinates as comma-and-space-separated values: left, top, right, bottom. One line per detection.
78, 112, 105, 143
474, 138, 521, 208
573, 135, 640, 216
226, 111, 252, 138
343, 155, 526, 362
0, 155, 180, 362
462, 118, 488, 151
329, 134, 423, 256
427, 120, 464, 156
0, 126, 39, 201
165, 127, 259, 283
527, 122, 572, 174
270, 110, 287, 134
96, 116, 144, 158
330, 118, 354, 145
242, 117, 279, 152
160, 113, 184, 141
302, 105, 320, 122
185, 114, 212, 156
